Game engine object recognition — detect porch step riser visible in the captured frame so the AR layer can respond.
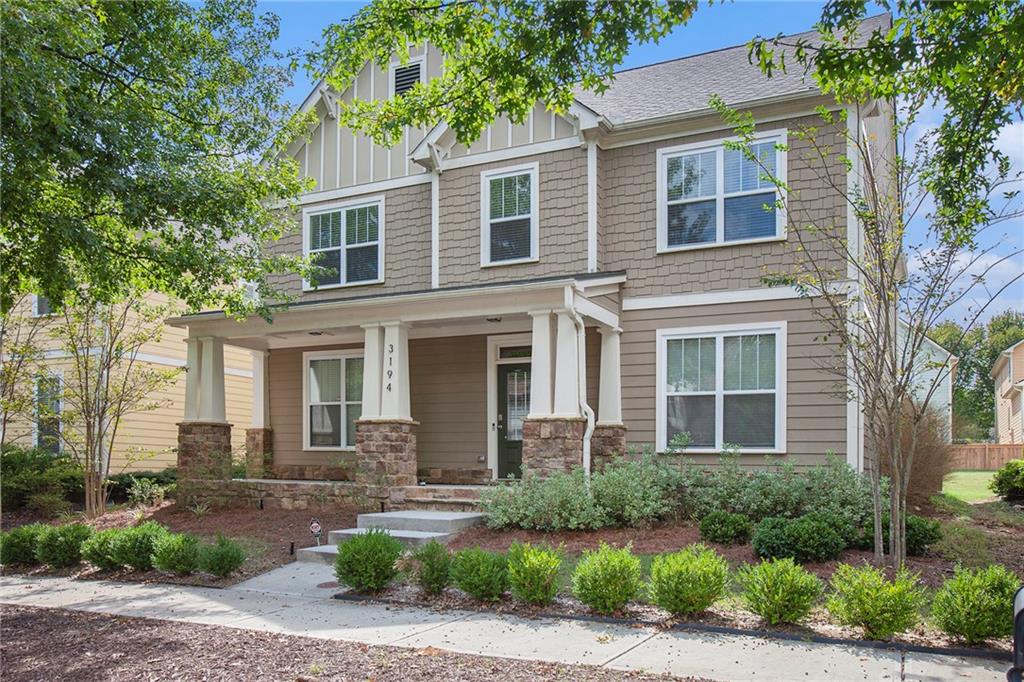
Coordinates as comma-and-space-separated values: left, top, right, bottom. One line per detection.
403, 499, 484, 512
357, 511, 485, 534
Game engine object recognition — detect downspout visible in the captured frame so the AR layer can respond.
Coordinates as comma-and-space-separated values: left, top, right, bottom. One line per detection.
566, 289, 595, 479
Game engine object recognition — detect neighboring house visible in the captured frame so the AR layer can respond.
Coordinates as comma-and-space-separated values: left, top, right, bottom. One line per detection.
170, 16, 893, 498
3, 294, 254, 473
911, 330, 957, 442
992, 339, 1024, 444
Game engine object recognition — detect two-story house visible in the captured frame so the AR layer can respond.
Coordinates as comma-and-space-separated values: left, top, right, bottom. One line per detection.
170, 16, 891, 506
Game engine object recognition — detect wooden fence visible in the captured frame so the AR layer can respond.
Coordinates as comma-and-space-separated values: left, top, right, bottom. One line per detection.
950, 443, 1023, 470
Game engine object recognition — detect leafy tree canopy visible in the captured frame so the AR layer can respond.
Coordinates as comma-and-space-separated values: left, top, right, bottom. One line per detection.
1, 0, 311, 316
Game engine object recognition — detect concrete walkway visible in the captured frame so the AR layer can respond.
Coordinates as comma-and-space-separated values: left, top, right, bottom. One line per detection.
0, 564, 1008, 682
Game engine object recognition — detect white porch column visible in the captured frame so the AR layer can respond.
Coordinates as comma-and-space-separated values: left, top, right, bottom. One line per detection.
597, 327, 623, 424
553, 311, 581, 417
198, 337, 226, 422
360, 324, 384, 419
379, 321, 411, 420
528, 311, 554, 417
184, 338, 200, 421
250, 350, 271, 428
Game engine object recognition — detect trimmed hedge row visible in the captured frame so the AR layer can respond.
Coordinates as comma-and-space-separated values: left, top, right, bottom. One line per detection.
0, 521, 246, 578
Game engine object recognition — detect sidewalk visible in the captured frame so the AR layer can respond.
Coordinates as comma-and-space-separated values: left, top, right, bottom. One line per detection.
0, 564, 1008, 682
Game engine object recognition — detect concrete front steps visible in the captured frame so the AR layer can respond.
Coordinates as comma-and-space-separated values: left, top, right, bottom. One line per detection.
399, 484, 488, 511
296, 510, 485, 565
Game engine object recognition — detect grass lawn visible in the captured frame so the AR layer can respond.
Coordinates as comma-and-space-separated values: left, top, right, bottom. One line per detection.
942, 470, 996, 503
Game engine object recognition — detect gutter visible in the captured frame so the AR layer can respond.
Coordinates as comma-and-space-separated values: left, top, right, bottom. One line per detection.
565, 287, 595, 479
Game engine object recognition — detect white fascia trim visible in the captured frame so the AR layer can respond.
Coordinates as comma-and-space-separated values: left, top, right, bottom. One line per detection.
480, 162, 540, 268
287, 174, 430, 209
388, 54, 425, 99
301, 348, 363, 452
586, 141, 598, 272
301, 195, 386, 292
623, 285, 808, 311
430, 171, 440, 288
655, 321, 787, 454
573, 292, 618, 329
446, 137, 579, 172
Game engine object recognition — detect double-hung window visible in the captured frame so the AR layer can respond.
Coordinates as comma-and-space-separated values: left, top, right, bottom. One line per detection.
481, 163, 538, 266
304, 351, 364, 449
36, 373, 61, 453
305, 198, 383, 289
657, 323, 786, 452
657, 132, 786, 251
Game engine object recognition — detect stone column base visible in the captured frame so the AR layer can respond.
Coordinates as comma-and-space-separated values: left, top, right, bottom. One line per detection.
355, 419, 419, 506
522, 417, 586, 478
591, 424, 628, 471
245, 427, 273, 478
177, 421, 233, 504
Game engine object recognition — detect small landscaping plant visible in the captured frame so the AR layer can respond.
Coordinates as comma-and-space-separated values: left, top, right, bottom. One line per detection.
507, 542, 562, 606
481, 469, 608, 531
35, 523, 93, 568
990, 459, 1024, 500
571, 543, 642, 615
648, 544, 729, 616
111, 521, 169, 571
752, 514, 845, 563
0, 523, 48, 565
699, 511, 753, 545
933, 522, 993, 567
826, 564, 926, 639
198, 535, 247, 578
410, 540, 451, 595
334, 529, 403, 592
863, 513, 942, 556
589, 454, 684, 526
736, 558, 823, 625
127, 475, 165, 507
152, 532, 200, 575
931, 564, 1019, 645
450, 548, 508, 601
81, 528, 126, 571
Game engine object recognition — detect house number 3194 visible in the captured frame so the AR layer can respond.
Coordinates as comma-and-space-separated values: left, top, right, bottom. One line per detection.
385, 343, 394, 392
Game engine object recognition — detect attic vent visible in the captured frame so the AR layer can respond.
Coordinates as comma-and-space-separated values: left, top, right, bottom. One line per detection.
393, 63, 421, 96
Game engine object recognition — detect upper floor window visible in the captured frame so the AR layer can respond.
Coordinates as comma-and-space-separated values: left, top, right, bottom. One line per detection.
657, 322, 787, 453
656, 132, 786, 252
480, 163, 538, 266
304, 350, 363, 450
390, 57, 423, 97
33, 295, 54, 317
304, 198, 384, 289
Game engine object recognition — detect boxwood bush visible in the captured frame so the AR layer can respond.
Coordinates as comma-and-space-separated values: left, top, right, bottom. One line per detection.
410, 540, 451, 595
736, 558, 823, 625
699, 511, 753, 545
0, 523, 48, 566
507, 542, 562, 606
334, 529, 403, 592
571, 543, 642, 614
752, 514, 846, 563
198, 535, 247, 578
111, 521, 169, 571
990, 459, 1024, 500
152, 532, 200, 575
451, 548, 508, 601
931, 564, 1019, 645
36, 523, 93, 568
81, 528, 126, 570
826, 564, 925, 639
648, 544, 729, 616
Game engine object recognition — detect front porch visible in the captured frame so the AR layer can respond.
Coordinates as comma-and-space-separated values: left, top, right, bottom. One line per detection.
170, 273, 628, 507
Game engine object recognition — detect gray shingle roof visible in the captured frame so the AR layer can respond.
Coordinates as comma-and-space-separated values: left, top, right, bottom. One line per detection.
574, 14, 891, 125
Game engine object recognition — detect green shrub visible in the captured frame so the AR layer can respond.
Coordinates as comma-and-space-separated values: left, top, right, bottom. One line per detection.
81, 528, 125, 570
752, 514, 846, 563
826, 564, 926, 639
481, 469, 608, 531
127, 476, 165, 507
111, 521, 168, 571
864, 513, 942, 556
0, 446, 84, 510
198, 535, 247, 578
737, 558, 823, 625
152, 532, 200, 574
26, 491, 72, 518
699, 511, 753, 545
990, 459, 1024, 500
450, 548, 508, 601
410, 540, 451, 595
571, 543, 642, 614
334, 529, 403, 592
507, 542, 562, 606
932, 564, 1018, 645
35, 523, 93, 568
589, 454, 684, 526
106, 469, 177, 503
649, 544, 729, 616
0, 523, 48, 565
933, 523, 992, 567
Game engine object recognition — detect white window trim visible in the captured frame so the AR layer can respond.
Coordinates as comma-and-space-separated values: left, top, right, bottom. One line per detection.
34, 370, 63, 453
480, 162, 540, 268
655, 321, 787, 454
656, 129, 788, 254
388, 54, 425, 99
302, 349, 364, 451
301, 196, 385, 291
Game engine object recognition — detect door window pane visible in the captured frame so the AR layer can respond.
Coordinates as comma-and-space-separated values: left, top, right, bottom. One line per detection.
723, 394, 776, 447
505, 368, 530, 441
667, 395, 715, 447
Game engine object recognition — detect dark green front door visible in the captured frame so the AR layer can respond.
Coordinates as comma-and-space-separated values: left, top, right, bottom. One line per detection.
497, 362, 530, 479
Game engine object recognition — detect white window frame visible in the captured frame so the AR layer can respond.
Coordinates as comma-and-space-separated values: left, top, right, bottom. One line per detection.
655, 321, 787, 454
302, 196, 385, 291
656, 129, 788, 253
388, 54, 425, 98
480, 162, 540, 267
302, 349, 364, 451
32, 294, 54, 317
34, 370, 63, 453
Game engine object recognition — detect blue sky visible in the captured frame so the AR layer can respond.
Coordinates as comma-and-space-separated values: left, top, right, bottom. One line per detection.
259, 0, 1022, 324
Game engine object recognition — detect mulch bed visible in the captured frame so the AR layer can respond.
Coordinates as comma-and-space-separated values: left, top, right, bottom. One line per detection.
0, 604, 693, 682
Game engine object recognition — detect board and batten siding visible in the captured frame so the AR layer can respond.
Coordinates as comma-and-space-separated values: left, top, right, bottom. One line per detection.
619, 297, 847, 467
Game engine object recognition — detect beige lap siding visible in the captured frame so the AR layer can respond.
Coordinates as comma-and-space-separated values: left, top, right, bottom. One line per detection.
620, 297, 847, 467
